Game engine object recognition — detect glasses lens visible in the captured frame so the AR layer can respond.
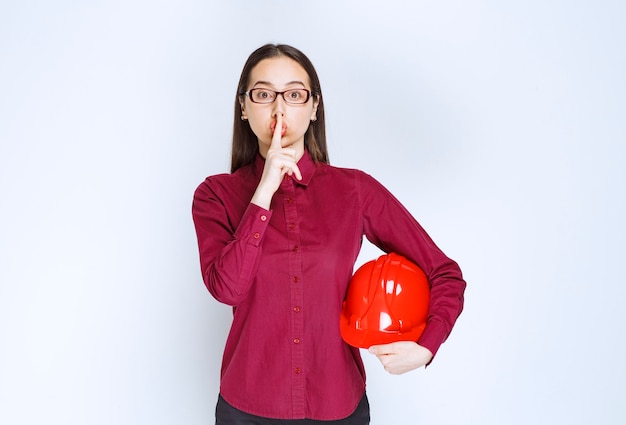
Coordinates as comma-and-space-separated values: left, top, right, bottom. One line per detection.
250, 89, 276, 104
283, 89, 310, 104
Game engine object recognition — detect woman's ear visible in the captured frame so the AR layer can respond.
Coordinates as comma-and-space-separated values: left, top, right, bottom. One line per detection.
240, 99, 247, 120
311, 96, 320, 121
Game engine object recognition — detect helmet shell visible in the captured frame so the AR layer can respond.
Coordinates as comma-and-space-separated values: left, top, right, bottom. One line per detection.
340, 253, 430, 348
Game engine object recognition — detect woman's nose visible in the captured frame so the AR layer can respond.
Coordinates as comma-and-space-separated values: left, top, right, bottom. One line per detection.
272, 95, 286, 116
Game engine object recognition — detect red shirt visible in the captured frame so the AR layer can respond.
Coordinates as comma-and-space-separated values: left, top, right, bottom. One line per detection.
192, 151, 465, 420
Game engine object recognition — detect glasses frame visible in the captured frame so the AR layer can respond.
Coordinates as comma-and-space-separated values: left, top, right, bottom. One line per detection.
241, 88, 313, 105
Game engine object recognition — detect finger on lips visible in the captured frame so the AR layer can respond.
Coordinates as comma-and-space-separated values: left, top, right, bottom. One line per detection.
267, 114, 302, 181
271, 114, 283, 148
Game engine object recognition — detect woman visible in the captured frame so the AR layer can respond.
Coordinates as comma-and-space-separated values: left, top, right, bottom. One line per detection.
192, 43, 466, 424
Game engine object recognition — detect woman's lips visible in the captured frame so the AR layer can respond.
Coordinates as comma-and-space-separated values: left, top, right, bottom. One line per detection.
270, 121, 287, 136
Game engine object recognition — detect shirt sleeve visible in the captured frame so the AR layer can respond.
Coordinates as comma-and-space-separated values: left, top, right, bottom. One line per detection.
356, 171, 466, 359
192, 177, 272, 306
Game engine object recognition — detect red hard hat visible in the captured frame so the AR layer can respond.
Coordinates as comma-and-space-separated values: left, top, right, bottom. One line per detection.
340, 253, 430, 349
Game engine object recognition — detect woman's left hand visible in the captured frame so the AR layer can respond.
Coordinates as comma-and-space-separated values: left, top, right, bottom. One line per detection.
368, 341, 433, 375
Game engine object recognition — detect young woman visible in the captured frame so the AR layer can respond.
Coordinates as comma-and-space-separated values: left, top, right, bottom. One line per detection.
192, 44, 466, 425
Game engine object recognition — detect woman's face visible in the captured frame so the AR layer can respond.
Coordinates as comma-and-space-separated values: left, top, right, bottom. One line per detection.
241, 56, 319, 158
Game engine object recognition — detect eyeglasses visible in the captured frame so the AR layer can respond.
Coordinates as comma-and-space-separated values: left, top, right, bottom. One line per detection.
242, 88, 312, 105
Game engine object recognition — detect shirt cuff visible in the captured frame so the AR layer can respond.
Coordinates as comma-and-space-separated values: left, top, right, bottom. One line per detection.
417, 318, 448, 360
234, 203, 273, 247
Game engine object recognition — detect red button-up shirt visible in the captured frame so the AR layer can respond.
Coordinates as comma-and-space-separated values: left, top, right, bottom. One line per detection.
192, 151, 465, 420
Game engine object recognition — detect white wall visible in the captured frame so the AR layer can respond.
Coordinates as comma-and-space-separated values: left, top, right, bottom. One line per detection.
1, 1, 624, 424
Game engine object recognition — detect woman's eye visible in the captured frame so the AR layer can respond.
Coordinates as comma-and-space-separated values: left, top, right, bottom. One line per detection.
251, 90, 276, 103
288, 91, 301, 99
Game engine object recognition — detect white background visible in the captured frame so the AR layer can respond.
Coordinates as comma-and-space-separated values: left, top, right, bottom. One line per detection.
1, 1, 625, 424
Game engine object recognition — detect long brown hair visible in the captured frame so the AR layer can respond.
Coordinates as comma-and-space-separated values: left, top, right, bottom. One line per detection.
230, 44, 328, 173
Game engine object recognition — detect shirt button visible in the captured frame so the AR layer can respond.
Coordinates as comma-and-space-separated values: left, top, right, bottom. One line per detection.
287, 198, 293, 204
292, 245, 298, 252
288, 223, 296, 230
294, 368, 301, 374
253, 232, 260, 239
293, 306, 301, 313
293, 276, 299, 283
260, 215, 267, 221
293, 338, 301, 344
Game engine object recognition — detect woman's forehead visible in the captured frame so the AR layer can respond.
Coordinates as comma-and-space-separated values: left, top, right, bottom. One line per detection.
249, 56, 310, 88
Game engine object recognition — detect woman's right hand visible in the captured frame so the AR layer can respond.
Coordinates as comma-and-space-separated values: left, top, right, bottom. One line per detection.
250, 113, 302, 210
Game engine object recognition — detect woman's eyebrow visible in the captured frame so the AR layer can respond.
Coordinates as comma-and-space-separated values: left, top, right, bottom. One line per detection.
252, 80, 306, 88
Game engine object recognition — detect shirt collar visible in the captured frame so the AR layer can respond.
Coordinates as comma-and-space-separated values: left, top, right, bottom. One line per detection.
253, 149, 316, 187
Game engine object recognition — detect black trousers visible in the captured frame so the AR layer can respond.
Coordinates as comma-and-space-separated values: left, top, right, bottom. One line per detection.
215, 393, 370, 425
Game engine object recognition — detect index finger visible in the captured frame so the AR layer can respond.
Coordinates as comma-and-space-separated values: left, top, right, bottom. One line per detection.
270, 113, 283, 149
368, 343, 395, 356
